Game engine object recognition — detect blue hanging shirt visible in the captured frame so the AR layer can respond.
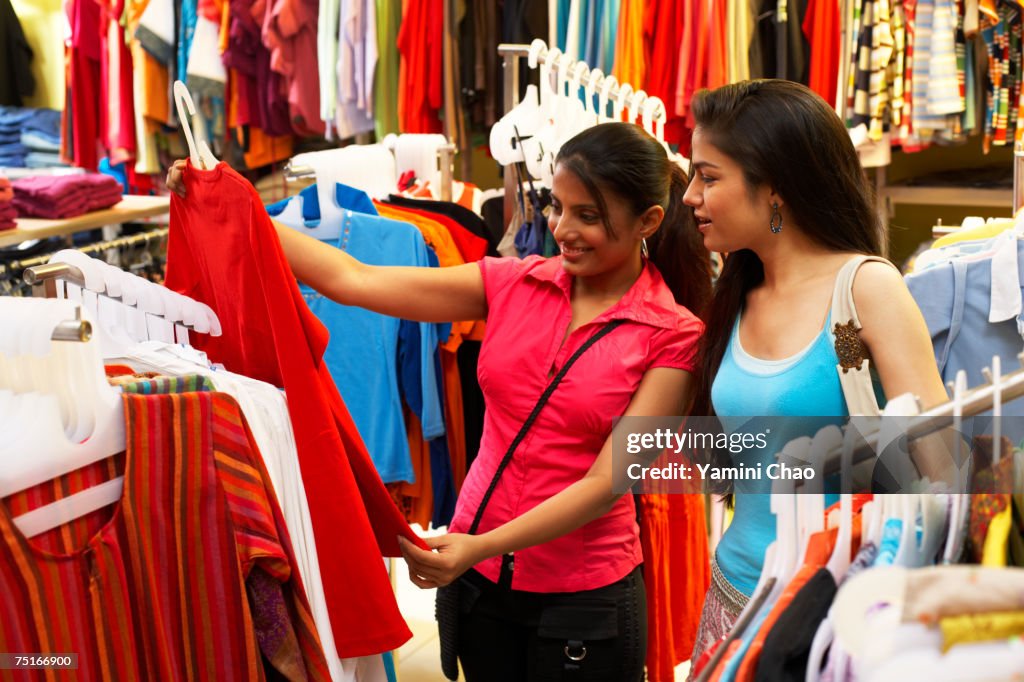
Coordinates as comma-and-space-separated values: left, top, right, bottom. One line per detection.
268, 184, 445, 483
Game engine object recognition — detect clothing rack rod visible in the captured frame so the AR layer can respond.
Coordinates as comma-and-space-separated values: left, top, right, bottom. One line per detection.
814, 353, 1024, 479
15, 227, 169, 273
284, 146, 458, 201
496, 43, 669, 122
438, 143, 456, 203
25, 257, 204, 333
23, 262, 86, 287
284, 162, 315, 180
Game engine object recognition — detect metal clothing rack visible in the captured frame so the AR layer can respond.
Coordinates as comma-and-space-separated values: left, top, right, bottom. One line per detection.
497, 43, 669, 122
19, 231, 205, 335
0, 227, 169, 284
811, 352, 1024, 481
496, 42, 669, 224
283, 143, 459, 202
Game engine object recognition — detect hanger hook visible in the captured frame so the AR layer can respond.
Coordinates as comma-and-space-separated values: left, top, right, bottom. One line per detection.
173, 80, 202, 168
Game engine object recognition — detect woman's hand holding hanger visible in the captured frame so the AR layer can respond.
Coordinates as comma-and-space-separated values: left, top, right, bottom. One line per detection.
166, 159, 188, 198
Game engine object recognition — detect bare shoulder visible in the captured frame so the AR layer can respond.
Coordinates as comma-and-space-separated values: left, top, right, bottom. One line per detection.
850, 259, 907, 309
849, 258, 921, 337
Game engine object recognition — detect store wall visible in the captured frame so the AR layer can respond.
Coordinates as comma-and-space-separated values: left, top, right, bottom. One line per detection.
11, 0, 64, 110
885, 139, 1016, 267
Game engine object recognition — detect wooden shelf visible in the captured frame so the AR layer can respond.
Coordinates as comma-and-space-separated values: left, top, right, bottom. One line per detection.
0, 195, 171, 249
883, 184, 1013, 209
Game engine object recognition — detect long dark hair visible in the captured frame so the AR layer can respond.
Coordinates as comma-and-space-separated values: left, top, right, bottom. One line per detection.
555, 122, 713, 315
691, 80, 882, 416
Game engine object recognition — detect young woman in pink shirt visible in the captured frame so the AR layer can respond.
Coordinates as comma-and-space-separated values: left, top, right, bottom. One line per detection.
169, 122, 711, 681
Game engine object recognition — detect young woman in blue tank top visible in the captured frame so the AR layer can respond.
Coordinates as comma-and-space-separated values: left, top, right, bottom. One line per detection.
682, 80, 950, 668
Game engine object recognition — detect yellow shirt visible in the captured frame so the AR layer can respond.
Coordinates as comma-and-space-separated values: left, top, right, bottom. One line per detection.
940, 611, 1024, 652
931, 219, 1015, 249
982, 505, 1014, 567
612, 0, 645, 87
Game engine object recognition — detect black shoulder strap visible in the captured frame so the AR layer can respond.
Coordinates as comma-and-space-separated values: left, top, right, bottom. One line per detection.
467, 318, 627, 535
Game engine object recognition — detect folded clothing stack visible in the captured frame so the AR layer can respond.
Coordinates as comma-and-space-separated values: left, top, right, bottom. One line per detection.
0, 175, 15, 231
0, 106, 62, 168
12, 173, 122, 219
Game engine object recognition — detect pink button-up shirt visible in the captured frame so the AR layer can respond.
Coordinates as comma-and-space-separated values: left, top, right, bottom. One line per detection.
449, 255, 704, 592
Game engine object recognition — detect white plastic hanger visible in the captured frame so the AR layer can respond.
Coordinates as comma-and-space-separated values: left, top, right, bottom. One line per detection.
0, 299, 127, 538
941, 370, 970, 563
173, 80, 218, 170
613, 83, 634, 122
795, 425, 838, 568
805, 425, 861, 682
648, 96, 668, 143
892, 494, 945, 567
766, 436, 811, 588
641, 97, 659, 137
527, 38, 546, 71
557, 61, 591, 147
585, 68, 603, 125
628, 90, 648, 127
47, 250, 221, 346
598, 75, 618, 123
524, 47, 561, 182
489, 85, 542, 164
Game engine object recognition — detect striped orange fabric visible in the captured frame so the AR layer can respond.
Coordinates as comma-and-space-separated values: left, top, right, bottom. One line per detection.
0, 392, 329, 681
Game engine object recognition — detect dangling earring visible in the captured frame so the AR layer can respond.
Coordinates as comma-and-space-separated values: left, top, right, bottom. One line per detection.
641, 237, 649, 259
769, 202, 783, 234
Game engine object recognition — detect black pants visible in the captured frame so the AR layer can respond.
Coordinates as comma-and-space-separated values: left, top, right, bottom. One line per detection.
456, 556, 647, 682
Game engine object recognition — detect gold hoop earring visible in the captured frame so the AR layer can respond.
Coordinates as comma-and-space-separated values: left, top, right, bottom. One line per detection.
769, 203, 783, 234
641, 237, 649, 259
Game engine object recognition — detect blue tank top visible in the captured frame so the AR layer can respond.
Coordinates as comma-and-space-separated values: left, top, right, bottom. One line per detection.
711, 310, 851, 596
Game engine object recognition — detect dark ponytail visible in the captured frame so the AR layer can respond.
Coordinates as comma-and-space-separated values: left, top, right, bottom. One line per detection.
556, 122, 713, 316
648, 163, 713, 316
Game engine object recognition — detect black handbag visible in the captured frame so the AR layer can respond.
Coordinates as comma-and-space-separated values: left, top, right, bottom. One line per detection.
436, 318, 626, 680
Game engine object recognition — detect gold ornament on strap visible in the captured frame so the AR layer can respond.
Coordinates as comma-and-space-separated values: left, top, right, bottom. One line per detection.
834, 320, 868, 373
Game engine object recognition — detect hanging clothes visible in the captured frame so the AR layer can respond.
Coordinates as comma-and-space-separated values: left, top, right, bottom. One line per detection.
332, 0, 377, 138
0, 392, 331, 680
639, 493, 711, 682
65, 0, 104, 170
374, 0, 401, 137
670, 0, 703, 135
612, 0, 646, 87
804, 0, 842, 105
267, 183, 447, 485
0, 0, 35, 106
396, 0, 443, 133
386, 193, 501, 255
164, 160, 426, 658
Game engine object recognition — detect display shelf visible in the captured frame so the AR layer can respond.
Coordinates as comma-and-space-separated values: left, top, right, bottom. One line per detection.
0, 195, 171, 249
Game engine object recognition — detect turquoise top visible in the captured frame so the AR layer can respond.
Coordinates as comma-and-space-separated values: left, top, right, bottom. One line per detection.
711, 310, 867, 595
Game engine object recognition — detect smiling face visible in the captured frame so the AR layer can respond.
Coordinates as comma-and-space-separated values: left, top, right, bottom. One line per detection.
549, 162, 658, 279
683, 127, 773, 254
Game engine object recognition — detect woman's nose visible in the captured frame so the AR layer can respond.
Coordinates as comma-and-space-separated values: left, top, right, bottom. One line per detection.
683, 181, 700, 207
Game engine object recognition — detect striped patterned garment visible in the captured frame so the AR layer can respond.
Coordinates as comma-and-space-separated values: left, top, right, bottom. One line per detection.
869, 0, 896, 139
115, 374, 216, 394
895, 0, 919, 147
890, 1, 908, 130
1006, 9, 1021, 145
912, 0, 963, 138
982, 5, 1021, 150
0, 392, 330, 681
